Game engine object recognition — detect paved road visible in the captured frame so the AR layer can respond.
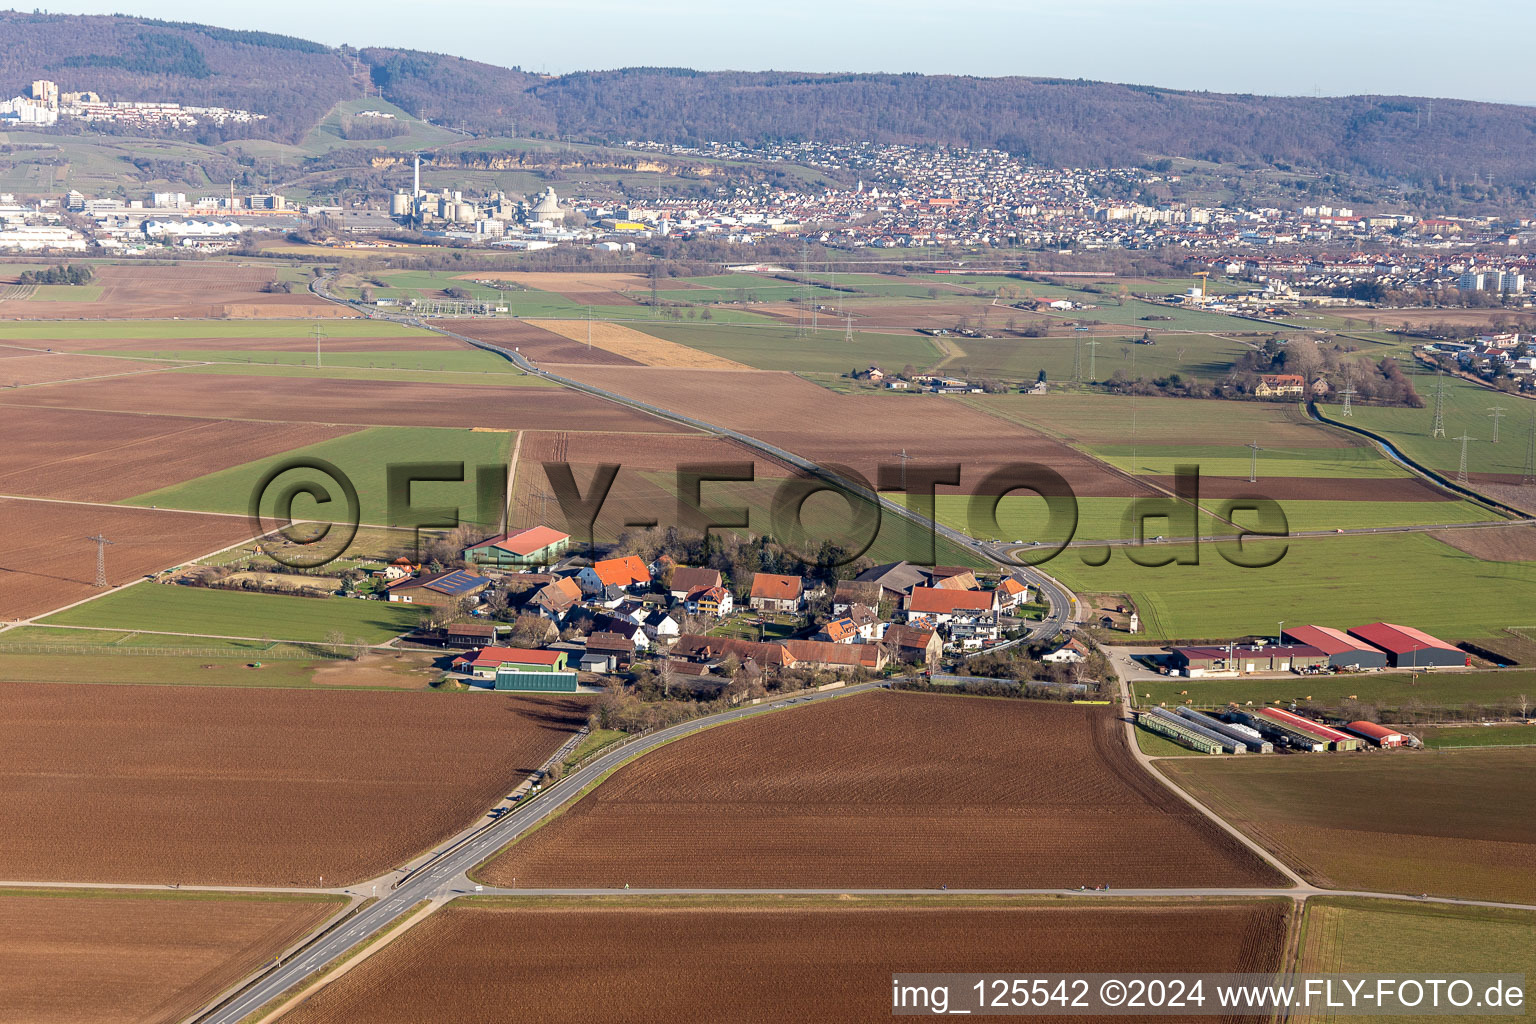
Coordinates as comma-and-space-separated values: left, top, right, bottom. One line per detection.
192, 684, 880, 1023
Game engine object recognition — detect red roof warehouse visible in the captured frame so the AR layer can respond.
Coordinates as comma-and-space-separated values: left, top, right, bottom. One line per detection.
1347, 622, 1466, 669
1281, 625, 1388, 670
1346, 721, 1405, 748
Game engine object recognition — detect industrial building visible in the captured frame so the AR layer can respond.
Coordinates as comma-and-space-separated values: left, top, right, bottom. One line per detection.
462, 525, 571, 568
1243, 707, 1360, 751
1346, 721, 1406, 748
1281, 625, 1389, 670
1137, 708, 1225, 754
1347, 622, 1466, 669
1167, 642, 1327, 676
1176, 708, 1273, 752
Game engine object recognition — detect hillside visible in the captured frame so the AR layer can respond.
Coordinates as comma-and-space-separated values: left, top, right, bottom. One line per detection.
3, 11, 1536, 186
0, 10, 358, 142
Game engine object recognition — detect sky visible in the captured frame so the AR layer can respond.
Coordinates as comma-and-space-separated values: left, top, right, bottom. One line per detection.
25, 1, 1536, 106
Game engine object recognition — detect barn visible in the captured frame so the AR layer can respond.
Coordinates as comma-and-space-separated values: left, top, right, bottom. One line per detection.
1347, 622, 1466, 669
1346, 721, 1405, 748
1281, 625, 1388, 670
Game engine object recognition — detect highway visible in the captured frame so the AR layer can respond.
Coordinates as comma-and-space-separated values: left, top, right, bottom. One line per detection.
192, 684, 881, 1023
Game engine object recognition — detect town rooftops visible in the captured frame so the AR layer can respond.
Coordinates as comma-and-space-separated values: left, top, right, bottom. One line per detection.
884, 623, 936, 649
590, 555, 650, 588
387, 568, 486, 596
1347, 622, 1460, 655
670, 566, 722, 593
453, 646, 563, 669
780, 639, 866, 667
907, 586, 996, 615
485, 525, 569, 556
997, 576, 1029, 598
1281, 625, 1379, 657
749, 572, 803, 601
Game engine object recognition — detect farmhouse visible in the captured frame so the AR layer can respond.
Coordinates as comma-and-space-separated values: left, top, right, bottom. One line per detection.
384, 569, 489, 606
748, 572, 804, 614
1281, 625, 1388, 670
854, 560, 928, 600
530, 576, 583, 619
578, 556, 651, 595
1041, 637, 1091, 664
904, 587, 1000, 645
1347, 622, 1465, 669
462, 525, 570, 568
581, 632, 635, 673
670, 634, 793, 671
883, 623, 942, 668
684, 584, 732, 618
1253, 374, 1306, 397
995, 575, 1032, 609
408, 622, 502, 648
668, 566, 722, 601
780, 639, 886, 673
831, 579, 881, 615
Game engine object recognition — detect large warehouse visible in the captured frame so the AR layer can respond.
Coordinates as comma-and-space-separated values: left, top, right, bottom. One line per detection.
1347, 622, 1466, 669
1281, 625, 1388, 670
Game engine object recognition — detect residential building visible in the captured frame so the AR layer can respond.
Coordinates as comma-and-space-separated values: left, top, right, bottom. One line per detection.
530, 576, 583, 619
684, 584, 733, 618
669, 566, 722, 601
578, 555, 651, 595
748, 572, 804, 614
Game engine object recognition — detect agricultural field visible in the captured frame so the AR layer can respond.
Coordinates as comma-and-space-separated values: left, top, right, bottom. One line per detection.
0, 316, 438, 348
634, 320, 943, 373
39, 583, 426, 644
475, 691, 1285, 889
1160, 747, 1536, 902
0, 350, 177, 387
0, 406, 356, 502
124, 424, 516, 530
0, 682, 589, 885
0, 888, 344, 1024
0, 499, 256, 620
932, 331, 1252, 385
0, 262, 342, 319
0, 370, 688, 432
1045, 531, 1536, 642
963, 392, 1337, 448
1132, 668, 1536, 718
277, 898, 1289, 1024
1294, 898, 1536, 1024
1418, 724, 1536, 749
538, 319, 751, 368
436, 317, 645, 365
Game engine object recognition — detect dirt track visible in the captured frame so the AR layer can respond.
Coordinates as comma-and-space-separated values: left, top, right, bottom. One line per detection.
478, 691, 1287, 889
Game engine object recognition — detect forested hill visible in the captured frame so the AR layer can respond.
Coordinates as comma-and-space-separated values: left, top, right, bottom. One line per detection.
0, 11, 358, 141
4, 10, 1536, 184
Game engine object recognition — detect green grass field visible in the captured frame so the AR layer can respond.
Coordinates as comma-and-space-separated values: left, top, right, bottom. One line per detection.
634, 321, 941, 374
1134, 669, 1536, 716
1347, 365, 1536, 477
124, 426, 514, 530
168, 363, 554, 386
1418, 724, 1536, 748
962, 392, 1329, 447
1133, 723, 1209, 757
1161, 748, 1536, 902
39, 585, 425, 643
1295, 897, 1536, 1024
1045, 531, 1536, 642
100, 348, 537, 374
1091, 442, 1411, 479
937, 332, 1250, 384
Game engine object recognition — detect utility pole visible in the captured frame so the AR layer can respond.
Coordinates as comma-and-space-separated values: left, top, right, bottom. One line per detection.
1488, 405, 1506, 445
1431, 368, 1447, 438
88, 534, 114, 588
1454, 434, 1474, 486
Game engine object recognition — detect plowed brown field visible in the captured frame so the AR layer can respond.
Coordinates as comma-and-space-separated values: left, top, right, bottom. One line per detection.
553, 366, 1149, 496
0, 890, 342, 1024
0, 352, 172, 387
1430, 523, 1536, 562
477, 691, 1286, 889
0, 264, 348, 319
0, 408, 354, 501
47, 334, 465, 354
280, 899, 1289, 1024
0, 683, 590, 886
0, 374, 688, 432
437, 318, 642, 365
453, 271, 646, 305
516, 429, 791, 476
0, 500, 256, 618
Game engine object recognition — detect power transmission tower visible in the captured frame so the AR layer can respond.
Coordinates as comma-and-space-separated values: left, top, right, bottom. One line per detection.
1522, 412, 1536, 486
1431, 369, 1447, 438
1086, 339, 1100, 382
1454, 434, 1474, 486
1488, 405, 1506, 445
797, 239, 810, 339
313, 324, 324, 369
1339, 386, 1356, 417
845, 312, 854, 344
587, 305, 593, 350
1071, 338, 1082, 383
650, 265, 659, 310
894, 448, 912, 491
88, 534, 114, 588
1246, 440, 1263, 483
